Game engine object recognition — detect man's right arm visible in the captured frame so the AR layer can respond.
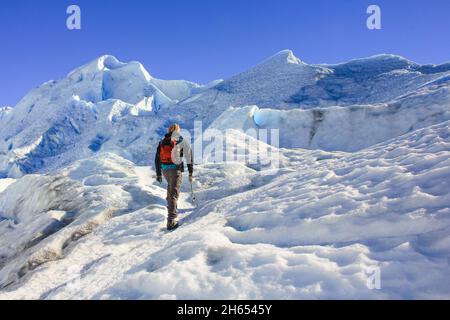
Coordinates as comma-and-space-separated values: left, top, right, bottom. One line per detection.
183, 140, 194, 179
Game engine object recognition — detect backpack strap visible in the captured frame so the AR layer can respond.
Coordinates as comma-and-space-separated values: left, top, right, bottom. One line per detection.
161, 136, 175, 147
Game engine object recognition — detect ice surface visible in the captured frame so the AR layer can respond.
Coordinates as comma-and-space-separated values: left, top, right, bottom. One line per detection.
1, 51, 449, 177
0, 179, 15, 193
1, 121, 449, 299
0, 51, 449, 299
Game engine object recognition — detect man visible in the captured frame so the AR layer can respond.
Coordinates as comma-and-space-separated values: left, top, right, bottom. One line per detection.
155, 123, 194, 230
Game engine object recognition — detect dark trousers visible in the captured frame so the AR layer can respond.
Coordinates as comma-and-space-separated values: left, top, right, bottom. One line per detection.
163, 169, 183, 221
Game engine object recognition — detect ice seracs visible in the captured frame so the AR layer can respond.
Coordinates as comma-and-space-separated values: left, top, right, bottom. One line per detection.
1, 120, 450, 299
1, 50, 450, 177
5, 52, 450, 176
0, 51, 449, 299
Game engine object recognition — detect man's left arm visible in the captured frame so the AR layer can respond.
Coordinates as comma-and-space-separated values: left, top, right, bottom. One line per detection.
155, 143, 162, 183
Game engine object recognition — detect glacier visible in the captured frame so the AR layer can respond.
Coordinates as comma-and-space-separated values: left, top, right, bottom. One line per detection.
0, 50, 449, 299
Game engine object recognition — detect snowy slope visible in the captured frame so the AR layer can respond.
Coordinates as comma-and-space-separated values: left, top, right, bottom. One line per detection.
178, 51, 450, 113
0, 121, 449, 299
173, 51, 450, 150
0, 106, 12, 119
0, 178, 15, 194
0, 50, 450, 299
0, 56, 215, 178
208, 83, 450, 151
1, 51, 449, 178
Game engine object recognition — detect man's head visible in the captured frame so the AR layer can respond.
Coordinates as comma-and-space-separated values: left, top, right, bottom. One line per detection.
168, 123, 181, 134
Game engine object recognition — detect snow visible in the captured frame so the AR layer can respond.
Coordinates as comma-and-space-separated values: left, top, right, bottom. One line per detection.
1, 51, 449, 177
0, 55, 225, 178
207, 84, 450, 151
0, 120, 449, 299
0, 179, 15, 194
0, 106, 12, 119
229, 96, 450, 151
179, 51, 449, 114
0, 50, 450, 299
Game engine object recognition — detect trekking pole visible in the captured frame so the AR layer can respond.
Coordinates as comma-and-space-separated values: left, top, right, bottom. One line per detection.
190, 179, 196, 203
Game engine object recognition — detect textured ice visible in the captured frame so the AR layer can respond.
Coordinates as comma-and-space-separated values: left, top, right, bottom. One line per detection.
0, 50, 449, 299
0, 121, 449, 299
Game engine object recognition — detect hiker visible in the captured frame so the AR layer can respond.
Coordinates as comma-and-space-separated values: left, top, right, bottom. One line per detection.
155, 123, 194, 230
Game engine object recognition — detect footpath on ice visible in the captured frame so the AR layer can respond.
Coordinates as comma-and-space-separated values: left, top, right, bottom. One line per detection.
0, 120, 450, 299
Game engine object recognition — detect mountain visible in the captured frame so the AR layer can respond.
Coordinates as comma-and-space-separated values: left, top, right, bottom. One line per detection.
2, 51, 450, 178
178, 51, 450, 110
178, 51, 450, 150
0, 51, 449, 299
0, 56, 219, 178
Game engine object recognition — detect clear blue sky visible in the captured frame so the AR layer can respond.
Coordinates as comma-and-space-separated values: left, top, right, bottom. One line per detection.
1, 0, 449, 106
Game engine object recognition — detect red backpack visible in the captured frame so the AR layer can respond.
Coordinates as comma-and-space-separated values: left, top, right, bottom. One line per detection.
160, 137, 177, 164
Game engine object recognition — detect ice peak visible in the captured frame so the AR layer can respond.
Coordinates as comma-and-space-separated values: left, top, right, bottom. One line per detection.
67, 55, 152, 81
262, 50, 305, 66
94, 55, 126, 70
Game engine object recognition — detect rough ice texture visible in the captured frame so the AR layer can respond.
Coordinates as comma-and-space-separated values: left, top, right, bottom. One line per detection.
0, 122, 449, 299
0, 50, 450, 299
1, 51, 449, 177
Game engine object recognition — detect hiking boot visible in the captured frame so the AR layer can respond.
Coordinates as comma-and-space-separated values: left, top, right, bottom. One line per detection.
167, 220, 179, 231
